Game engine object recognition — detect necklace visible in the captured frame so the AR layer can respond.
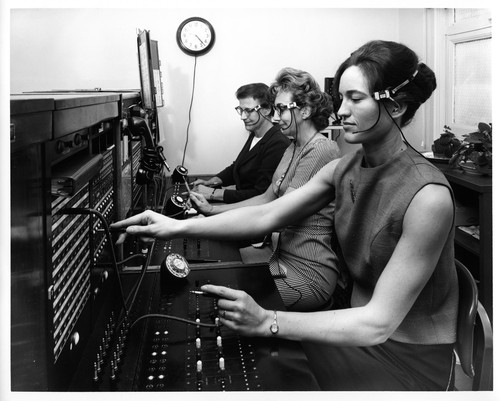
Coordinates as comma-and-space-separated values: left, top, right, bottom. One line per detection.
296, 131, 320, 148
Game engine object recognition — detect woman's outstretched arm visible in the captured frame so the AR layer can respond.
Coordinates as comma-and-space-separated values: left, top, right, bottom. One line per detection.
111, 159, 339, 242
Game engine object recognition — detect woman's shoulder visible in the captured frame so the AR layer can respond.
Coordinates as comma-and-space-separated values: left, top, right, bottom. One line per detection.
405, 184, 455, 235
403, 149, 450, 188
307, 136, 341, 158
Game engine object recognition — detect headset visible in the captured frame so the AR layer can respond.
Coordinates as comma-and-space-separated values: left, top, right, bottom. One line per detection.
351, 69, 419, 135
238, 103, 275, 126
364, 68, 425, 157
372, 69, 419, 103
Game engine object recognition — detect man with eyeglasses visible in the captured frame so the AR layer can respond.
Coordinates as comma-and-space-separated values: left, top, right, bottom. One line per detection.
192, 83, 290, 203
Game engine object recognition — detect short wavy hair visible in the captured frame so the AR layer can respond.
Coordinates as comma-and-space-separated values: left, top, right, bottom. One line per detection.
269, 67, 333, 131
235, 83, 272, 109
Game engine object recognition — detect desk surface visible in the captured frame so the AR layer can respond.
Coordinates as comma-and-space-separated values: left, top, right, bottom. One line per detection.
433, 163, 492, 193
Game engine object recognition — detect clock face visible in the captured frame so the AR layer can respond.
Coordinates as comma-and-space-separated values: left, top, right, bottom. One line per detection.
177, 17, 215, 56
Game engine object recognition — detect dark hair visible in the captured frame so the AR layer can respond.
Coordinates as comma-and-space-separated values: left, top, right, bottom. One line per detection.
333, 40, 436, 127
269, 67, 333, 131
236, 83, 272, 108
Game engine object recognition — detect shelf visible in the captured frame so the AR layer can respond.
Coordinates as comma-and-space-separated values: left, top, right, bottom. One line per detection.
430, 159, 492, 321
454, 227, 480, 256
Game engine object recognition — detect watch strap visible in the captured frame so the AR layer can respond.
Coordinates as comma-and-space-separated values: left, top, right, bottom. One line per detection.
270, 310, 279, 335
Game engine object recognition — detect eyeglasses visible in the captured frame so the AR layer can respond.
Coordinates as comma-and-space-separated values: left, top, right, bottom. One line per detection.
273, 102, 298, 117
235, 105, 262, 116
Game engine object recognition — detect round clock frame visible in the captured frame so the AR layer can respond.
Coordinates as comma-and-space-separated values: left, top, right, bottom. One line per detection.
176, 17, 216, 56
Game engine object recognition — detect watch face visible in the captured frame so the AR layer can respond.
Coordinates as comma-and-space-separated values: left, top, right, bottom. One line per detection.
177, 17, 215, 56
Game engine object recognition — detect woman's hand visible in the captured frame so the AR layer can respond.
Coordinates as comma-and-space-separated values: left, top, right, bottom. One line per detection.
192, 177, 222, 187
189, 192, 214, 215
110, 210, 180, 244
191, 178, 211, 187
193, 184, 215, 198
201, 284, 273, 337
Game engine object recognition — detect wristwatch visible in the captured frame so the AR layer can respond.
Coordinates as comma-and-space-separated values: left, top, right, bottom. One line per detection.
270, 310, 279, 335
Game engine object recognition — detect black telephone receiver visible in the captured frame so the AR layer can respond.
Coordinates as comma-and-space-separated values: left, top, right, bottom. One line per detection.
126, 107, 166, 185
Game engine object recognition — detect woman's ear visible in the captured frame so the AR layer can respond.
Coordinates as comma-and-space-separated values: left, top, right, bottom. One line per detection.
262, 106, 273, 117
390, 101, 407, 118
300, 105, 312, 120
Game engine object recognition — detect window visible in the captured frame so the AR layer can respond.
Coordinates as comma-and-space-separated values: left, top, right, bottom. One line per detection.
453, 38, 491, 127
438, 8, 492, 138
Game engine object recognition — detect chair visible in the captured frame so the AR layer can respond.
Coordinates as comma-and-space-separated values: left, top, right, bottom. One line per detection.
454, 259, 493, 390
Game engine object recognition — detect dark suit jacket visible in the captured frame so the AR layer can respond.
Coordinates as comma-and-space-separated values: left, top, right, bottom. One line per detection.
216, 124, 290, 203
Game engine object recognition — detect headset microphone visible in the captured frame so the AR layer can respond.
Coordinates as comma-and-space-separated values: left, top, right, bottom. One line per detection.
352, 103, 382, 134
244, 106, 271, 126
244, 113, 260, 127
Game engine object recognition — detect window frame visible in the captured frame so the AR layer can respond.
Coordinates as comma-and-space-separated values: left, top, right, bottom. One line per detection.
432, 8, 492, 140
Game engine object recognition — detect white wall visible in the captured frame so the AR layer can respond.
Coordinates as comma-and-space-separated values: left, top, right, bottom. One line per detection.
10, 8, 428, 174
397, 8, 429, 150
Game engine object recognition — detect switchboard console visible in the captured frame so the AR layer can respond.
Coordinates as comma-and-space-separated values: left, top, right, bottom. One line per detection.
10, 92, 142, 390
10, 92, 319, 392
68, 263, 320, 391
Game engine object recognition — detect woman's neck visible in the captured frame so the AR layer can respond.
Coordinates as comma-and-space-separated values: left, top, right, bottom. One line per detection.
362, 133, 406, 167
295, 126, 319, 147
253, 119, 274, 138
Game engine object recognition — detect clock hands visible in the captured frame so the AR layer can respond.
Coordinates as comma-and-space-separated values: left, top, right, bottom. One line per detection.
195, 34, 206, 48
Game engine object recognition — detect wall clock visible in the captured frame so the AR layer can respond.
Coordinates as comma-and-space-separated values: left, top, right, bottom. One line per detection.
176, 17, 215, 56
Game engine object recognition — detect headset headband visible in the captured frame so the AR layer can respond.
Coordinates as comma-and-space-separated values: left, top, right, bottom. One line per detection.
373, 69, 419, 101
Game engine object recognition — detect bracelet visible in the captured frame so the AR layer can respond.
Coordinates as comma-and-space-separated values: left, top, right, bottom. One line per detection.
209, 188, 216, 201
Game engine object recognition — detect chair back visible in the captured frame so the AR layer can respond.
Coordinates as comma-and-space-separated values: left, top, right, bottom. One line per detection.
454, 259, 478, 378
